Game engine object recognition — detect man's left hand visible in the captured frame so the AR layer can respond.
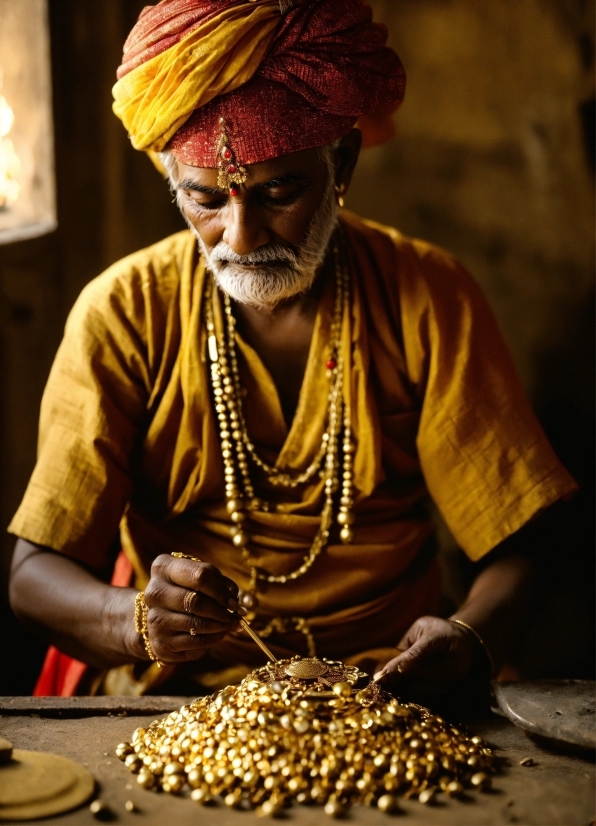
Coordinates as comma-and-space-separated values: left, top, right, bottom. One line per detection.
374, 616, 476, 700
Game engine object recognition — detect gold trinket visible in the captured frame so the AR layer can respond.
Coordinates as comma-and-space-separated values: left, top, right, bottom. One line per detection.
284, 658, 329, 679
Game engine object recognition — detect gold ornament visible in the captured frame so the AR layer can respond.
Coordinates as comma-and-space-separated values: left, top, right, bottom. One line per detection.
216, 118, 247, 194
118, 657, 496, 817
284, 657, 330, 679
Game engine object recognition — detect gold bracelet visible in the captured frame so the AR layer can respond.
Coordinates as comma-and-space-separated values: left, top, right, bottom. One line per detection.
134, 591, 165, 668
448, 618, 496, 678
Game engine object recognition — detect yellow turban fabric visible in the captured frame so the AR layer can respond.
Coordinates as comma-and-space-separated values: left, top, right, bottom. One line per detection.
113, 1, 282, 153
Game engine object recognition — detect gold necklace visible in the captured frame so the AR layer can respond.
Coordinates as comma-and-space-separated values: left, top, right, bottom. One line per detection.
204, 233, 356, 614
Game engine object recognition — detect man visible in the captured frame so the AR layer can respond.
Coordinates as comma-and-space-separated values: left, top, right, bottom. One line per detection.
9, 0, 575, 699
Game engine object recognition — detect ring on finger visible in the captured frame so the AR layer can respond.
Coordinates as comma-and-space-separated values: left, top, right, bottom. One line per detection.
183, 589, 195, 615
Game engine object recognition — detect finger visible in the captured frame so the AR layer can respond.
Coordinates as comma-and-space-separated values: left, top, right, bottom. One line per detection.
373, 648, 406, 682
392, 635, 448, 675
152, 630, 230, 663
145, 580, 233, 624
152, 555, 239, 610
165, 607, 242, 637
148, 606, 236, 641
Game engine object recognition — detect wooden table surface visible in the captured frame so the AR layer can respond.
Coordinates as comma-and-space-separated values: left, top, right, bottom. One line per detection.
0, 696, 594, 826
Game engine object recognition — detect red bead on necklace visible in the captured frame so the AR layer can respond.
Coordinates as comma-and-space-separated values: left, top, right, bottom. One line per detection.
326, 358, 337, 370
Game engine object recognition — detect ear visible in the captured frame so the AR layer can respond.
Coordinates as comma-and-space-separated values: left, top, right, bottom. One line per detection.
333, 128, 363, 193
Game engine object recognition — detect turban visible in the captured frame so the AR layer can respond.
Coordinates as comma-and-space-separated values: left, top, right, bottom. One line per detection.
113, 0, 406, 167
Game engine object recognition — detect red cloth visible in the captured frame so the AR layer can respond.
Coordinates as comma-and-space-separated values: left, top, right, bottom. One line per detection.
117, 0, 406, 166
33, 553, 134, 697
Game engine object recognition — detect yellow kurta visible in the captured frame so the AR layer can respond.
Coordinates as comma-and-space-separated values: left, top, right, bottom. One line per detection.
9, 212, 576, 691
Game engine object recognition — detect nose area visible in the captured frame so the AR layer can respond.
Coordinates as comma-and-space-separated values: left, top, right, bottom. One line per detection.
222, 200, 271, 256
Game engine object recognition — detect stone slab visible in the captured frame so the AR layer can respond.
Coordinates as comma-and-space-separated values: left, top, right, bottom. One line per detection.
493, 679, 596, 750
0, 696, 188, 718
0, 697, 594, 825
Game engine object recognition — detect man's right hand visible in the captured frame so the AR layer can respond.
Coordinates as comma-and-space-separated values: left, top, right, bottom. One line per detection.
141, 554, 242, 664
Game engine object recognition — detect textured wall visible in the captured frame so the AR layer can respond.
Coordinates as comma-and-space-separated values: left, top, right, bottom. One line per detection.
352, 0, 594, 397
0, 0, 593, 692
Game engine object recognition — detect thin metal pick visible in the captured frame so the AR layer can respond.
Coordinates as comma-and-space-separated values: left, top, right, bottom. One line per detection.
236, 615, 279, 663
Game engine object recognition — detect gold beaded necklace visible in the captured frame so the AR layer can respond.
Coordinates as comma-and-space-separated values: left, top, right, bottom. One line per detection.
204, 233, 356, 615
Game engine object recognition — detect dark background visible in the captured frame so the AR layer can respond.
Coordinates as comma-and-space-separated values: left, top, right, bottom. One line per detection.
0, 0, 593, 694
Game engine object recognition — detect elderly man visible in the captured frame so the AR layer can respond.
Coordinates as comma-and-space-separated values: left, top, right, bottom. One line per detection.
9, 0, 575, 699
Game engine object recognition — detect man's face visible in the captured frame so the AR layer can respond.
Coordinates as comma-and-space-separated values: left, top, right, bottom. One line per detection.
175, 145, 337, 307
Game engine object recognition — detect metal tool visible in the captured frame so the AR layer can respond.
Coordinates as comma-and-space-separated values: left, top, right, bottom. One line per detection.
236, 615, 279, 663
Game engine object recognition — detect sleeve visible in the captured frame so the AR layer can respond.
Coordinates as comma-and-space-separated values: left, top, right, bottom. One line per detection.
398, 241, 578, 561
8, 268, 152, 571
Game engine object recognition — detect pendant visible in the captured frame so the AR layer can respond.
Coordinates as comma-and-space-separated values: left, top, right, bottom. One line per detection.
254, 656, 371, 695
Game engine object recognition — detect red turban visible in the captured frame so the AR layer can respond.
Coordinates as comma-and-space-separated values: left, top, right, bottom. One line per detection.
114, 0, 406, 167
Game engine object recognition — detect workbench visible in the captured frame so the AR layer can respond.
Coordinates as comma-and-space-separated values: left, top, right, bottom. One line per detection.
0, 696, 593, 825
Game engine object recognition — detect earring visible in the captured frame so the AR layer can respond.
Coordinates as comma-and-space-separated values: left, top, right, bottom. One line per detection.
334, 184, 346, 208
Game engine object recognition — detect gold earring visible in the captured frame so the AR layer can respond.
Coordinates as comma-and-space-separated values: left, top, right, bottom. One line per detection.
334, 184, 346, 208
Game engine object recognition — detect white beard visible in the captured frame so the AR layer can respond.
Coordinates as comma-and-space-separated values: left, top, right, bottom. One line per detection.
193, 173, 337, 309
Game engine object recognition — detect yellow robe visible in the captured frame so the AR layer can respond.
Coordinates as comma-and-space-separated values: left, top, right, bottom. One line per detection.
9, 212, 576, 694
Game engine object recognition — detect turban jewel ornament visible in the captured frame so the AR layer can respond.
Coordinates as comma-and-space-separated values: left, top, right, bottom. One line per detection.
113, 0, 406, 168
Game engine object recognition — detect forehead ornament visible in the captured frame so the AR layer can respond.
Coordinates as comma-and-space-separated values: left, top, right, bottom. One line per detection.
216, 117, 247, 197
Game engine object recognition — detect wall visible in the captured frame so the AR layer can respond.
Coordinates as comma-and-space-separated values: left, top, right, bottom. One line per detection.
0, 0, 593, 692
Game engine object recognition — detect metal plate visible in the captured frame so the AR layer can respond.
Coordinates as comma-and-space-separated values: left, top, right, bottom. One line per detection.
0, 750, 94, 821
493, 679, 596, 750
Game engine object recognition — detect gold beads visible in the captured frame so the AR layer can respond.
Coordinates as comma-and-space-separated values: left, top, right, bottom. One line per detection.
332, 681, 352, 697
419, 787, 437, 805
137, 769, 156, 789
115, 742, 133, 760
339, 526, 354, 544
232, 529, 250, 548
377, 793, 399, 813
338, 411, 355, 543
470, 772, 491, 790
324, 798, 345, 818
120, 657, 496, 817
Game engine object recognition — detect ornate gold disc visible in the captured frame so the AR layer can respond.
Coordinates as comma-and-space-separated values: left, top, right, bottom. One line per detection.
284, 658, 329, 679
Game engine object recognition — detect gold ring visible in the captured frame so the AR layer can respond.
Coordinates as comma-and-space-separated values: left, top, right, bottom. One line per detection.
189, 626, 198, 636
183, 590, 195, 615
171, 552, 202, 563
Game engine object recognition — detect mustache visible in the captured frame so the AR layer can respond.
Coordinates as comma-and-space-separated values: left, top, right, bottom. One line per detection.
209, 242, 298, 268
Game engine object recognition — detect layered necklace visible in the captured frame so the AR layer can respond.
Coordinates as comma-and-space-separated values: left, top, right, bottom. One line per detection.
204, 233, 356, 628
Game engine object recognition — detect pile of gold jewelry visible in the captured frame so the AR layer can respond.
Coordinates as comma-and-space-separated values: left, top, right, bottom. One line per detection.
117, 656, 495, 817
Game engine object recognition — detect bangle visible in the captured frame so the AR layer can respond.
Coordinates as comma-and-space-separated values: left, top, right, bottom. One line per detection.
134, 591, 165, 668
448, 618, 496, 678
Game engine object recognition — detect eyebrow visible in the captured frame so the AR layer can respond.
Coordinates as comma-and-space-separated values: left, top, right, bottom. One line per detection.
178, 180, 223, 195
177, 171, 311, 195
